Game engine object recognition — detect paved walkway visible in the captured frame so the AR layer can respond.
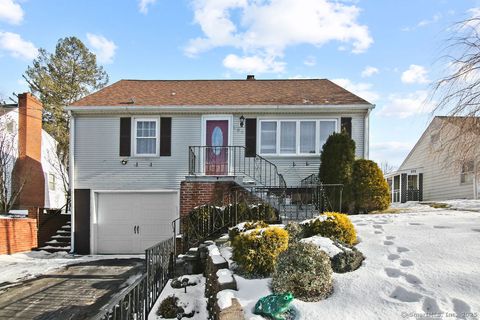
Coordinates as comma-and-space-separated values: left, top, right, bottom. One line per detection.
0, 258, 144, 320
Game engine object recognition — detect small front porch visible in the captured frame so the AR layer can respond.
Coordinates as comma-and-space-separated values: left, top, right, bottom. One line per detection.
386, 168, 424, 203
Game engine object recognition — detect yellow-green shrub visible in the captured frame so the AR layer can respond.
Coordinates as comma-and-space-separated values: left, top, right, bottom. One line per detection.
351, 159, 390, 213
228, 220, 270, 241
231, 226, 289, 277
304, 212, 357, 245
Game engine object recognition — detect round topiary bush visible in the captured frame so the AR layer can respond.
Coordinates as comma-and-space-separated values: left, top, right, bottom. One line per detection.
271, 242, 333, 302
156, 295, 184, 319
351, 159, 391, 213
232, 226, 289, 277
304, 212, 357, 245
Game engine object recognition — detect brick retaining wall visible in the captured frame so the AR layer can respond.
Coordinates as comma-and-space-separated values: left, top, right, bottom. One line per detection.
0, 217, 38, 254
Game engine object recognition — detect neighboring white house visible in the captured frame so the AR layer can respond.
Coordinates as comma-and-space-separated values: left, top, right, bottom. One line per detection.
0, 94, 67, 211
386, 116, 479, 203
67, 77, 374, 254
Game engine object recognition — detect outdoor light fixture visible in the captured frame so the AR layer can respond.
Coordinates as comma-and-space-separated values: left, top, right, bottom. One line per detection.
121, 159, 128, 165
239, 115, 245, 127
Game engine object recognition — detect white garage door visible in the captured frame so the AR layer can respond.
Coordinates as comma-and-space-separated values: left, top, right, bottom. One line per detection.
96, 191, 177, 254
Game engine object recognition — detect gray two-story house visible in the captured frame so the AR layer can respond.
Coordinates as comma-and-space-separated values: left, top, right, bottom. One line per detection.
67, 77, 374, 254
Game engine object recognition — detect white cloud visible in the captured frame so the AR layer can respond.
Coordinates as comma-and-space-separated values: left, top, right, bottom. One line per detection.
86, 33, 117, 64
377, 90, 434, 118
0, 31, 37, 60
361, 66, 379, 78
370, 140, 414, 167
332, 78, 379, 103
138, 0, 157, 14
186, 0, 373, 74
223, 54, 285, 74
401, 64, 429, 84
0, 0, 23, 25
304, 56, 316, 67
401, 13, 442, 31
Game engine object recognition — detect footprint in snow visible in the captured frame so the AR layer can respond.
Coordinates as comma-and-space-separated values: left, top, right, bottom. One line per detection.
356, 223, 368, 226
452, 298, 472, 320
397, 247, 410, 253
386, 236, 396, 240
384, 268, 423, 285
390, 286, 423, 302
433, 225, 454, 229
374, 231, 383, 234
373, 225, 383, 229
409, 222, 423, 225
422, 297, 442, 314
388, 254, 400, 261
471, 228, 480, 233
400, 259, 414, 267
384, 240, 394, 246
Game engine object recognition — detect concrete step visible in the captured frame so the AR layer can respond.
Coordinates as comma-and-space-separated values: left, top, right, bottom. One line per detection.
37, 246, 71, 253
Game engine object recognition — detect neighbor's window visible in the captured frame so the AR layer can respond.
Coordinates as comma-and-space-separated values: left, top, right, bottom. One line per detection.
460, 160, 474, 184
319, 120, 337, 150
135, 118, 158, 156
48, 173, 56, 191
407, 175, 418, 189
280, 121, 296, 154
300, 121, 316, 154
260, 121, 277, 154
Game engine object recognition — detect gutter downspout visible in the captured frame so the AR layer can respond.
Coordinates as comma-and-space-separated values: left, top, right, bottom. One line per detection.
68, 110, 75, 254
364, 107, 372, 159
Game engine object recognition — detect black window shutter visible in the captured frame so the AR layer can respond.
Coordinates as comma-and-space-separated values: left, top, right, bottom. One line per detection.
119, 117, 131, 156
341, 117, 352, 138
245, 118, 257, 157
160, 117, 172, 156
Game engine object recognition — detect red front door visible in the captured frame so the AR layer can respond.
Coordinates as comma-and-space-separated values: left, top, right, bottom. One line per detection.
205, 120, 229, 175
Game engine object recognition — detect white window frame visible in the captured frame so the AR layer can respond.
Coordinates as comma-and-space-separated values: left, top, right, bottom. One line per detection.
133, 117, 160, 157
258, 118, 339, 156
460, 160, 474, 184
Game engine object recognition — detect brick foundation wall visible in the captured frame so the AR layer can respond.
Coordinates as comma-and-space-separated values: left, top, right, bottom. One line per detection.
179, 181, 237, 219
0, 217, 38, 254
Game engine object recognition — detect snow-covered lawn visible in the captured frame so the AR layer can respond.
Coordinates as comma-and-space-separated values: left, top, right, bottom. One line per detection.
229, 204, 480, 319
0, 251, 143, 286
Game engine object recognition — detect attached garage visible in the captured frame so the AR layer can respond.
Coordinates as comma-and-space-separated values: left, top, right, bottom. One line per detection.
92, 191, 178, 254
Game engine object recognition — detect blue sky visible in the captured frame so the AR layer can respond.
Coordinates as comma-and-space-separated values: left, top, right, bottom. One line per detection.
1, 0, 479, 168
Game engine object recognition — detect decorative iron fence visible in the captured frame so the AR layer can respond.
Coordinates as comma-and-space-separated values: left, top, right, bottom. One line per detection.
188, 146, 286, 189
406, 189, 420, 202
94, 238, 174, 320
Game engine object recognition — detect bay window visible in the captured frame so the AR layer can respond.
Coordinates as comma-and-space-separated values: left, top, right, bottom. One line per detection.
259, 119, 338, 155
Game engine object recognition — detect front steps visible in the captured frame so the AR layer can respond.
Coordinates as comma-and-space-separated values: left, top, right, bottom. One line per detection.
38, 221, 71, 253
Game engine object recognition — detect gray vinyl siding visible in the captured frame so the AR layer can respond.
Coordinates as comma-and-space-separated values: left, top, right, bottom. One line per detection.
399, 120, 474, 200
74, 111, 367, 189
74, 115, 199, 190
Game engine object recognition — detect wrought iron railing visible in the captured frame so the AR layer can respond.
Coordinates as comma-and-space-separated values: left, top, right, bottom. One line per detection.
188, 146, 286, 189
94, 238, 174, 320
406, 189, 420, 201
172, 189, 281, 254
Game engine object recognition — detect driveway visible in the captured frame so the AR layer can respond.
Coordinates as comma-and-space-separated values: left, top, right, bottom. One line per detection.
0, 258, 144, 320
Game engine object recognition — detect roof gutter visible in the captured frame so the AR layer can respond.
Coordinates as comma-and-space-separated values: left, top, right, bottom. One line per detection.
66, 103, 375, 114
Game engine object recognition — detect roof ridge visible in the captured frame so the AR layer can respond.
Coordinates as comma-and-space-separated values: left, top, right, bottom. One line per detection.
119, 78, 328, 82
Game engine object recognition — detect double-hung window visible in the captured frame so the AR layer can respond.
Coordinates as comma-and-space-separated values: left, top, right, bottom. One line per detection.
259, 119, 338, 155
134, 118, 159, 156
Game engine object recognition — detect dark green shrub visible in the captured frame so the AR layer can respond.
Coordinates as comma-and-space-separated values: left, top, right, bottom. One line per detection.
304, 212, 357, 245
351, 159, 390, 213
271, 242, 333, 302
319, 132, 356, 212
331, 246, 365, 273
232, 226, 289, 277
156, 295, 184, 318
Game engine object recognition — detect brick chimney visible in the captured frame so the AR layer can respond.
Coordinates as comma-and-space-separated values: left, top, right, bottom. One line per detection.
12, 93, 45, 209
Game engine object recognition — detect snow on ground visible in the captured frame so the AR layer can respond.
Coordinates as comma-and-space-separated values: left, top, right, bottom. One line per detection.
0, 251, 143, 286
440, 199, 480, 212
148, 274, 207, 320
232, 204, 480, 320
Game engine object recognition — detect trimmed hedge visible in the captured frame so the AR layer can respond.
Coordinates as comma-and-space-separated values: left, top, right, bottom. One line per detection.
351, 159, 390, 213
231, 226, 289, 277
